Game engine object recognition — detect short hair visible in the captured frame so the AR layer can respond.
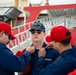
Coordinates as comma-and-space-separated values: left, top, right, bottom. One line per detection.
60, 36, 71, 46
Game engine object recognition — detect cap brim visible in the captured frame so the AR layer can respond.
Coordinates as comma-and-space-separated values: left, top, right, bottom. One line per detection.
29, 28, 42, 31
46, 35, 52, 42
9, 32, 16, 40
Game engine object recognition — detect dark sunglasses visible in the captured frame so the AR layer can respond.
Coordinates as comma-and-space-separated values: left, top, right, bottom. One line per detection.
4, 32, 12, 40
30, 30, 43, 34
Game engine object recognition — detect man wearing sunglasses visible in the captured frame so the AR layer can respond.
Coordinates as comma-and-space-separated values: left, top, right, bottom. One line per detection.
0, 22, 35, 75
18, 22, 60, 75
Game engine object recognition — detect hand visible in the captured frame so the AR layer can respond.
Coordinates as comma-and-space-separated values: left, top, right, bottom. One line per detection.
45, 42, 53, 49
26, 45, 35, 54
38, 48, 46, 57
18, 72, 23, 75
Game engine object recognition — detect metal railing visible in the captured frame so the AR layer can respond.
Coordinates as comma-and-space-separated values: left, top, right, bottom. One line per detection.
8, 16, 66, 54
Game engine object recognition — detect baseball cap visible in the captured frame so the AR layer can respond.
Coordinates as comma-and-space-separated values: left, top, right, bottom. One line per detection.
29, 22, 45, 32
0, 22, 16, 40
47, 26, 71, 42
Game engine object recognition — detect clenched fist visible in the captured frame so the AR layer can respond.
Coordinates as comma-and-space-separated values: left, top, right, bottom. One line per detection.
26, 46, 35, 54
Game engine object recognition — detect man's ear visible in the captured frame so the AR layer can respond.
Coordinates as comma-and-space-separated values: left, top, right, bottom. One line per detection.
56, 42, 61, 48
0, 31, 4, 37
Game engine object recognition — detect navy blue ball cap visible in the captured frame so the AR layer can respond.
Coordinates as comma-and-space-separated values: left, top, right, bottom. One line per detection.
29, 22, 45, 32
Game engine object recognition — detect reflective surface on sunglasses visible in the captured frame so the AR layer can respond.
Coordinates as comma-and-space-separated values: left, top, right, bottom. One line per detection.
30, 30, 42, 34
4, 32, 12, 40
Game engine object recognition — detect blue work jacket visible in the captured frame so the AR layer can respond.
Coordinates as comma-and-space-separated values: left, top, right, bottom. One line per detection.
0, 43, 31, 75
32, 46, 76, 75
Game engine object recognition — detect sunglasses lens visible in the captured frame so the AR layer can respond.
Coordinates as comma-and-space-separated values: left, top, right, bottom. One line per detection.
4, 32, 12, 40
8, 35, 12, 40
31, 30, 35, 34
37, 30, 42, 34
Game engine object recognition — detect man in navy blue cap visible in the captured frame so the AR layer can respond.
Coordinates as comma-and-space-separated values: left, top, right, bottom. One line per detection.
29, 22, 45, 31
18, 22, 60, 75
32, 25, 76, 75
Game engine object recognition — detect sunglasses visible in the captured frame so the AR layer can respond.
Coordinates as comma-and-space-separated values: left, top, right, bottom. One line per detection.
4, 32, 12, 40
30, 30, 43, 34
